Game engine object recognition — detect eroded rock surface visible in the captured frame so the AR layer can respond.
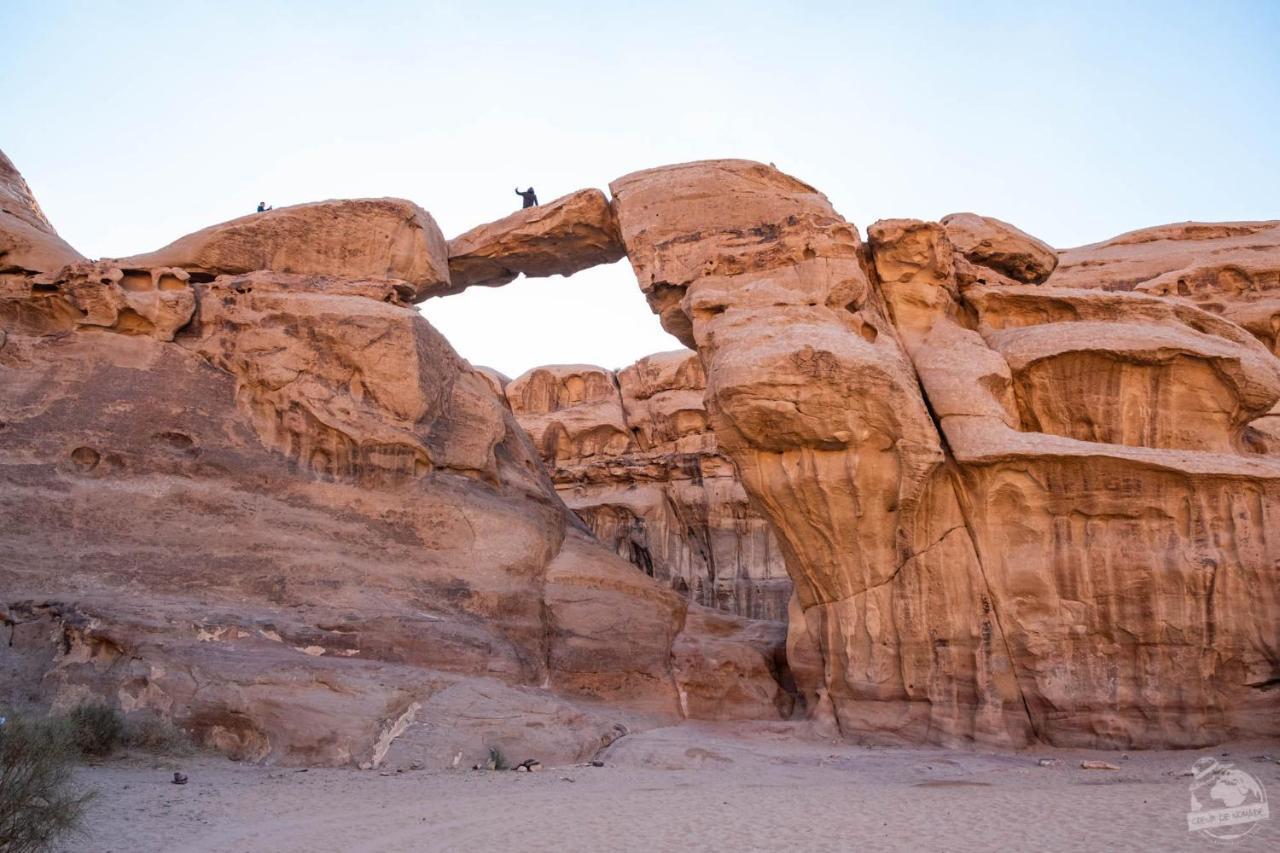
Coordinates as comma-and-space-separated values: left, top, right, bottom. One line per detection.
867, 213, 1280, 748
1049, 220, 1280, 355
614, 159, 1280, 749
941, 212, 1058, 284
504, 352, 792, 620
612, 161, 1033, 746
119, 198, 451, 299
0, 155, 788, 767
443, 189, 624, 295
4, 147, 1277, 758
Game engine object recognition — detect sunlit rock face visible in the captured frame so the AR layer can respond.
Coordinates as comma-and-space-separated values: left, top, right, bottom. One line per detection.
613, 159, 1280, 749
1048, 220, 1280, 451
118, 197, 452, 300
503, 352, 792, 621
610, 161, 1034, 747
0, 151, 790, 768
4, 144, 1277, 758
868, 215, 1280, 748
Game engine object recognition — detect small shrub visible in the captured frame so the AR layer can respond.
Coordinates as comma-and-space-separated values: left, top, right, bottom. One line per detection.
123, 715, 193, 756
67, 704, 124, 757
0, 715, 94, 853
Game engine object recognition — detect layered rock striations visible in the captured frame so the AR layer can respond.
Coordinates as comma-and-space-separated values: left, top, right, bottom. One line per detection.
867, 216, 1280, 747
503, 352, 792, 620
1049, 220, 1280, 450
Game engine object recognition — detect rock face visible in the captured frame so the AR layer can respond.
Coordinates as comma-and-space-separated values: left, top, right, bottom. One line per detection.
443, 189, 625, 295
611, 159, 1280, 749
0, 152, 788, 767
4, 147, 1278, 757
867, 216, 1280, 748
119, 198, 451, 300
0, 149, 83, 274
1049, 220, 1280, 452
503, 352, 792, 620
1049, 220, 1280, 355
611, 161, 1034, 746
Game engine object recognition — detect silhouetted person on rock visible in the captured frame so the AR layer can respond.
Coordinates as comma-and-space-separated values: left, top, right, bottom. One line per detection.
257, 201, 273, 213
515, 187, 538, 209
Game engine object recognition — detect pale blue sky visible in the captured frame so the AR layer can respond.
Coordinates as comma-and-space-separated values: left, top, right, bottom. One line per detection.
3, 1, 1278, 376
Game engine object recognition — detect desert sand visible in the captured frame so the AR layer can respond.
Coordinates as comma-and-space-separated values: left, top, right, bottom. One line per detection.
62, 723, 1278, 852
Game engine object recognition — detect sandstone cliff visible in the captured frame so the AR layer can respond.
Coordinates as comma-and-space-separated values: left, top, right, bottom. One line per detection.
605, 161, 1278, 748
4, 149, 1277, 760
501, 352, 792, 621
0, 153, 791, 768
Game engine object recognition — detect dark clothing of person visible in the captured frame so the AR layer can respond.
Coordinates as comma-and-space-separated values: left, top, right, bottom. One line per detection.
515, 188, 538, 209
257, 202, 270, 213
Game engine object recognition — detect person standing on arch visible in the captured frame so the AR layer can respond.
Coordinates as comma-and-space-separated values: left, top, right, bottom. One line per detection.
515, 187, 538, 209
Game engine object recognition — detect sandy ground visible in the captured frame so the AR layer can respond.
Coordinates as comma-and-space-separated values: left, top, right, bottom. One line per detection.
60, 723, 1279, 852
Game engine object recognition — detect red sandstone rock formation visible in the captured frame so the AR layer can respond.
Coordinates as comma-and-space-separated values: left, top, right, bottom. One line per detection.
940, 212, 1057, 284
611, 161, 1033, 746
0, 149, 83, 274
869, 216, 1280, 747
609, 159, 1278, 748
0, 151, 788, 767
443, 188, 625, 295
4, 148, 1277, 758
1049, 221, 1280, 451
119, 198, 452, 300
503, 352, 792, 620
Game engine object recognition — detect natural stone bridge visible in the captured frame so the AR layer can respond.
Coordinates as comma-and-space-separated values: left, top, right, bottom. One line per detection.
2, 149, 1277, 765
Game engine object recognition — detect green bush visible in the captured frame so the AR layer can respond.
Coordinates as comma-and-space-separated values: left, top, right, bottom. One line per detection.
67, 704, 124, 758
0, 715, 94, 853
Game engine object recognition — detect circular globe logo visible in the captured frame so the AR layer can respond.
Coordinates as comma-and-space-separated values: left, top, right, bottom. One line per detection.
1186, 757, 1270, 841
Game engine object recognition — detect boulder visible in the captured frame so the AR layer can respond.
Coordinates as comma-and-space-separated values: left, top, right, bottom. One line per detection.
443, 189, 624, 295
118, 198, 450, 299
940, 212, 1058, 283
671, 608, 793, 720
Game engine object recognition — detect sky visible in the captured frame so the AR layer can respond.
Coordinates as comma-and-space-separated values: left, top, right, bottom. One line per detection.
2, 1, 1278, 377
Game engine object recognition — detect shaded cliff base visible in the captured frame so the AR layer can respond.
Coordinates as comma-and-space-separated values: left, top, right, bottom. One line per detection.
62, 722, 1280, 852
